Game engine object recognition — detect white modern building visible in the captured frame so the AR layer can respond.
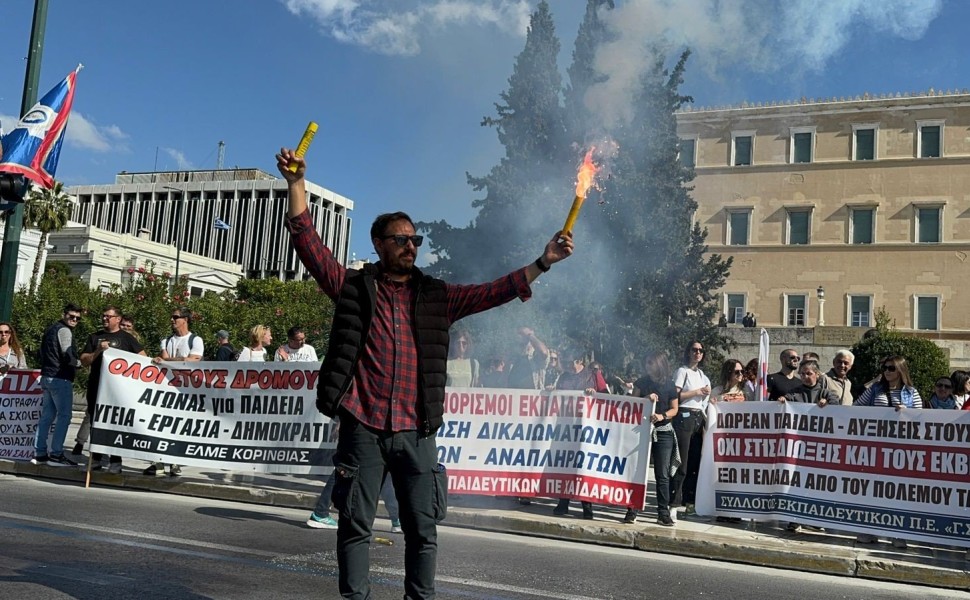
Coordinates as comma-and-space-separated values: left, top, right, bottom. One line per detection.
47, 225, 242, 295
66, 168, 354, 280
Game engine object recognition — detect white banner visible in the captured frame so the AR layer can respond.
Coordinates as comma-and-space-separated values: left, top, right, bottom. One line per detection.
92, 349, 335, 473
697, 402, 970, 547
0, 369, 42, 460
441, 388, 652, 508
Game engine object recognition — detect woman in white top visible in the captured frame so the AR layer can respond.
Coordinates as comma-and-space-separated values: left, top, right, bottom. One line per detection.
0, 322, 28, 373
237, 324, 272, 362
446, 328, 479, 387
671, 340, 711, 516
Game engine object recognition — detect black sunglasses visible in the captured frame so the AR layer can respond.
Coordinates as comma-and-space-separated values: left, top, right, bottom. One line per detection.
936, 383, 953, 388
882, 364, 897, 372
691, 347, 704, 353
382, 234, 423, 247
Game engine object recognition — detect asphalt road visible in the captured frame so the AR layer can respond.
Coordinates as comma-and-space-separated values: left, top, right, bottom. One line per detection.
1, 474, 967, 600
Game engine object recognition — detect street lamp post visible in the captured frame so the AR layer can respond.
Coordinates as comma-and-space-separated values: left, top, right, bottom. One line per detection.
162, 185, 188, 296
817, 285, 826, 327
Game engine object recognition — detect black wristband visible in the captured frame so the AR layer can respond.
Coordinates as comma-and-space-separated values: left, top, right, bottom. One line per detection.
534, 257, 550, 273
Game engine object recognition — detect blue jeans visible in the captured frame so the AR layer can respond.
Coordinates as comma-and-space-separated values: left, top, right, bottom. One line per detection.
314, 468, 400, 522
34, 376, 74, 457
652, 430, 676, 518
332, 414, 444, 600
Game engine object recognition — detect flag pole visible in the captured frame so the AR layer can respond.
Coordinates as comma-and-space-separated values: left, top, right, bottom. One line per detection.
0, 0, 49, 321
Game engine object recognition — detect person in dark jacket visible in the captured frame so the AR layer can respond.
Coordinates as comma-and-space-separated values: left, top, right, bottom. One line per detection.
32, 303, 83, 467
629, 351, 679, 525
277, 147, 574, 600
781, 360, 840, 407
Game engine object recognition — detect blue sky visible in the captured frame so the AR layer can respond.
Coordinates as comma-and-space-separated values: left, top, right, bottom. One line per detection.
1, 0, 963, 263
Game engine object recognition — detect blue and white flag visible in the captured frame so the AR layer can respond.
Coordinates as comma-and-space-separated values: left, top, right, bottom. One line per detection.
0, 66, 81, 189
213, 217, 231, 230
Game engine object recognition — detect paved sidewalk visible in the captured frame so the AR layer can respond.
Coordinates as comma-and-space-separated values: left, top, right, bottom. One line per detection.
6, 419, 969, 591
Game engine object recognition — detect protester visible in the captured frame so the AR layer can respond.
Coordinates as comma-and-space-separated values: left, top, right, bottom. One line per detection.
743, 358, 759, 400
781, 361, 840, 407
275, 326, 318, 362
853, 355, 922, 548
238, 325, 272, 361
479, 357, 508, 388
506, 327, 550, 390
553, 348, 610, 519
543, 349, 563, 390
0, 322, 27, 373
446, 327, 478, 387
950, 370, 969, 409
767, 349, 802, 400
120, 314, 141, 342
145, 306, 203, 477
80, 305, 145, 472
928, 377, 957, 409
629, 351, 679, 526
823, 349, 854, 405
671, 340, 711, 517
214, 329, 235, 361
277, 146, 573, 600
710, 359, 751, 402
32, 304, 83, 467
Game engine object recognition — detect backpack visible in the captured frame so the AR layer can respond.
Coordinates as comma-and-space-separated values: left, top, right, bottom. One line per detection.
166, 333, 199, 359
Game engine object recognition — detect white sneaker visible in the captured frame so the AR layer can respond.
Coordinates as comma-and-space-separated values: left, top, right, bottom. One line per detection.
306, 513, 338, 529
391, 519, 403, 534
107, 462, 123, 474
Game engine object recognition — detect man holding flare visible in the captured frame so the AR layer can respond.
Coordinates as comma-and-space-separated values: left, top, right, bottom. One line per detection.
276, 145, 574, 600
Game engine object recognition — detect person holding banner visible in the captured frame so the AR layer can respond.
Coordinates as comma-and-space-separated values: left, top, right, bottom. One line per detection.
277, 147, 574, 600
145, 306, 203, 477
710, 359, 751, 403
80, 306, 145, 473
629, 351, 679, 526
671, 340, 711, 517
853, 355, 922, 548
780, 360, 840, 407
0, 322, 27, 374
275, 326, 318, 362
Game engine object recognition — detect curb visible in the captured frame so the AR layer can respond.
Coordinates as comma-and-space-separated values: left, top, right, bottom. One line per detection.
4, 459, 968, 590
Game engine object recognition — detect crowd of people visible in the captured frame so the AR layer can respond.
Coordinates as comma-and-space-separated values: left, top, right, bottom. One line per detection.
11, 303, 324, 475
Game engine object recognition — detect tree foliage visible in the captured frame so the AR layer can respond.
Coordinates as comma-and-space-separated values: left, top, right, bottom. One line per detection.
23, 181, 73, 295
850, 313, 950, 401
11, 263, 335, 389
418, 0, 732, 376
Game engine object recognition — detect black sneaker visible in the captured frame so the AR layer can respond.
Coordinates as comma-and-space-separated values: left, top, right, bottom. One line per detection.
47, 454, 78, 467
622, 509, 637, 524
72, 443, 84, 456
30, 455, 49, 465
658, 515, 675, 527
143, 464, 158, 476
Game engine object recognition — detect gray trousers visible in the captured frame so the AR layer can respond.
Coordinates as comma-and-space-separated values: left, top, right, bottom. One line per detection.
332, 415, 446, 600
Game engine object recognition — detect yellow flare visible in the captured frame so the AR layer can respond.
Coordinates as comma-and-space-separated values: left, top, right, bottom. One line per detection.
287, 121, 318, 172
374, 537, 394, 546
562, 195, 585, 234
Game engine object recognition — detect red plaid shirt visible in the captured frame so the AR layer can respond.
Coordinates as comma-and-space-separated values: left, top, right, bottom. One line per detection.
287, 209, 532, 431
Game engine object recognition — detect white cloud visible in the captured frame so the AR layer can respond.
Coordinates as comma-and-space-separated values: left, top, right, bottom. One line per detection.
0, 110, 128, 154
65, 112, 129, 152
587, 0, 944, 127
281, 0, 531, 55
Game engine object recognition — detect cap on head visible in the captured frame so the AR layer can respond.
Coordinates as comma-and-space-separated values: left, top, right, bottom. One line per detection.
216, 329, 229, 340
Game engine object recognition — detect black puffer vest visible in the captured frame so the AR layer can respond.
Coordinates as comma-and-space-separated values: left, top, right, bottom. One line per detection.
317, 264, 450, 435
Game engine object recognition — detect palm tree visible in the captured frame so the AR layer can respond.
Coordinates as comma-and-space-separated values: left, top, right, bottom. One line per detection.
23, 181, 73, 294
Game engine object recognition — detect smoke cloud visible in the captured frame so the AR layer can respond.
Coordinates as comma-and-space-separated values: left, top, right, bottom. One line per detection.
281, 0, 532, 56
588, 0, 944, 127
